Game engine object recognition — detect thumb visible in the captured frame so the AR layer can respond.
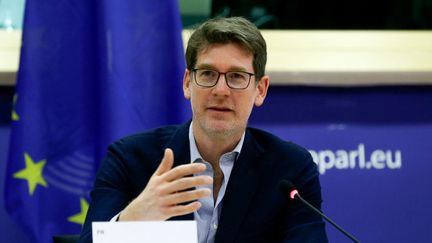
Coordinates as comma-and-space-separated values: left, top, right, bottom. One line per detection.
154, 148, 174, 176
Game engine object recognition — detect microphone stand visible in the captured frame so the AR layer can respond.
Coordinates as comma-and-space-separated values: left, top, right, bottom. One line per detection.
294, 193, 361, 243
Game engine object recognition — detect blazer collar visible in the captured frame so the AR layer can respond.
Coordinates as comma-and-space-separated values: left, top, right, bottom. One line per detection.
165, 123, 266, 226
165, 121, 191, 168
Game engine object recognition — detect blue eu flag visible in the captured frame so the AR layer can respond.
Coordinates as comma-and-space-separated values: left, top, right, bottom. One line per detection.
4, 1, 190, 242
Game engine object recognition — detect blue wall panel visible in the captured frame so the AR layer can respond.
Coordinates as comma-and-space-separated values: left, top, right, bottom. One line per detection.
2, 85, 432, 242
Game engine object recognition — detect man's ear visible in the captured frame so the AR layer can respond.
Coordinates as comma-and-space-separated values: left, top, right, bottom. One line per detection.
183, 69, 191, 100
254, 75, 270, 107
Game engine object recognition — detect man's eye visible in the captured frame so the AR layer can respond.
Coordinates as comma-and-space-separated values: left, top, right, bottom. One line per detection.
201, 71, 214, 76
198, 70, 216, 78
229, 72, 246, 80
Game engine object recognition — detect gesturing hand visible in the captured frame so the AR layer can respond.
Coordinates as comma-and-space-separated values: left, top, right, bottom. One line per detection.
119, 148, 212, 221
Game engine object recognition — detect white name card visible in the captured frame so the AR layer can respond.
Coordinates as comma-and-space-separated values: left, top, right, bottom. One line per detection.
92, 221, 198, 243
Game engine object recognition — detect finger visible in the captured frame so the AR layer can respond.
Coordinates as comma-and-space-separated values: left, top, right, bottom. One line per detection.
160, 176, 213, 195
161, 201, 202, 218
163, 163, 207, 182
161, 188, 211, 206
154, 148, 174, 176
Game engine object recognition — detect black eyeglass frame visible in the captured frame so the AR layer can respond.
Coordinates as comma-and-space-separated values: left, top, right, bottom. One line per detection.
191, 68, 255, 90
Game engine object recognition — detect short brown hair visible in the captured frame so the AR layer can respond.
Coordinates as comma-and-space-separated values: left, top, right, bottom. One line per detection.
185, 17, 267, 80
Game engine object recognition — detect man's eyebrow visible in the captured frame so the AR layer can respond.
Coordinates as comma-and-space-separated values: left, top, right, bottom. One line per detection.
195, 64, 248, 72
195, 64, 213, 69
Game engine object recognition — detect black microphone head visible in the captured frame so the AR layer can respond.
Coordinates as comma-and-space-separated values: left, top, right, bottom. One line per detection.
279, 180, 300, 200
278, 180, 296, 194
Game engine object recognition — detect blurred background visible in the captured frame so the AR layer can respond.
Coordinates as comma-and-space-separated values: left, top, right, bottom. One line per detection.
185, 0, 432, 29
1, 0, 431, 242
2, 0, 432, 30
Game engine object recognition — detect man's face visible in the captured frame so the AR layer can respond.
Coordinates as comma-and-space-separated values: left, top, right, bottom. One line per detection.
183, 43, 269, 139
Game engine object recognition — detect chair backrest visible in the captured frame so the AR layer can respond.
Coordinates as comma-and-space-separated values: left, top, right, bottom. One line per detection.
53, 234, 80, 243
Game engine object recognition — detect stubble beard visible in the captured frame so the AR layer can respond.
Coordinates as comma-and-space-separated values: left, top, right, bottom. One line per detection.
197, 116, 247, 142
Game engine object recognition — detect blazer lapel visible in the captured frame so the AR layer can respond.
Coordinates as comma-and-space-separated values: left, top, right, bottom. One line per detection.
166, 121, 191, 168
215, 130, 265, 243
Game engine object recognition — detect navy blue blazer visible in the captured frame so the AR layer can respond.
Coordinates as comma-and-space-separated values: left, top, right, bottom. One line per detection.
79, 122, 328, 242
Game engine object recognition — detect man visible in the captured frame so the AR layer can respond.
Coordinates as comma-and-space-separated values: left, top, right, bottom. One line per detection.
79, 17, 327, 242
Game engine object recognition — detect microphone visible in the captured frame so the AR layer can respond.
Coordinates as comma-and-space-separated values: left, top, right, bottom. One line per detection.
279, 180, 360, 243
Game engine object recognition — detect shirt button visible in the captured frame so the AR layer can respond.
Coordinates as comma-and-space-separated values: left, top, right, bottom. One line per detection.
213, 223, 218, 230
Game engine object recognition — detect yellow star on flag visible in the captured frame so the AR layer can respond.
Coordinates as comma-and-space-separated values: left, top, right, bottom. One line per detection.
11, 94, 20, 121
68, 198, 89, 225
13, 153, 48, 195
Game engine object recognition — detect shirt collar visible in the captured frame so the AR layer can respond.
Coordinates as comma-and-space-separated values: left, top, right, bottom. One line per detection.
188, 122, 245, 163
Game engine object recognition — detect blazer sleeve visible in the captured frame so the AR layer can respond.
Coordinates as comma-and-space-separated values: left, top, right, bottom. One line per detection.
78, 140, 153, 243
282, 154, 328, 243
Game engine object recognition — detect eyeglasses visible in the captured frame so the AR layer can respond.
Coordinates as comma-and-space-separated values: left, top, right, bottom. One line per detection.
191, 68, 254, 90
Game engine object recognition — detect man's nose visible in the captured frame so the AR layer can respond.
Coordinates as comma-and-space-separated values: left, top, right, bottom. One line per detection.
211, 74, 230, 95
